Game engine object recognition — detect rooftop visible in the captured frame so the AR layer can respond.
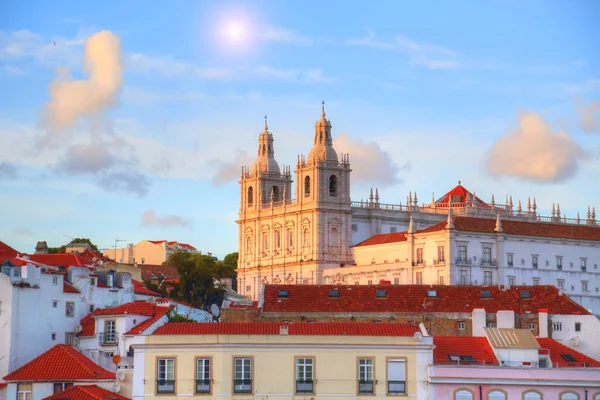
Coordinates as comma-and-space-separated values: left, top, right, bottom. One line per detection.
140, 264, 179, 281
0, 241, 20, 260
43, 385, 129, 400
537, 337, 600, 368
132, 279, 161, 297
153, 322, 421, 337
434, 336, 499, 366
262, 284, 590, 315
2, 345, 115, 381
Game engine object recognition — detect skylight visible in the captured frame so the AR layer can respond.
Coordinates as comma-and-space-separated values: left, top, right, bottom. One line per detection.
481, 290, 491, 298
460, 355, 475, 362
376, 289, 387, 298
520, 290, 531, 298
427, 290, 437, 297
448, 354, 460, 361
277, 290, 289, 298
329, 288, 340, 298
561, 354, 577, 362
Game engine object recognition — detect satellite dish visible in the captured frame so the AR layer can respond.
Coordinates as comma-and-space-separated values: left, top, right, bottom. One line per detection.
116, 371, 126, 381
210, 304, 220, 317
113, 383, 121, 393
413, 332, 423, 342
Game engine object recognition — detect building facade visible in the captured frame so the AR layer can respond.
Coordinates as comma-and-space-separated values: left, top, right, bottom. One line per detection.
103, 240, 201, 266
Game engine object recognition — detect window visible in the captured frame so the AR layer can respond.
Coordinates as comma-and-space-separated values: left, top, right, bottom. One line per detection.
415, 272, 422, 285
394, 278, 399, 285
245, 285, 251, 293
416, 248, 423, 265
520, 290, 530, 298
246, 186, 253, 206
439, 275, 444, 285
533, 278, 540, 286
295, 357, 314, 393
488, 390, 506, 400
581, 258, 587, 271
457, 321, 465, 331
557, 280, 564, 289
532, 255, 538, 268
507, 253, 513, 266
523, 391, 542, 400
556, 256, 563, 270
482, 247, 492, 264
376, 289, 387, 298
553, 322, 563, 332
51, 332, 57, 341
428, 290, 437, 297
272, 186, 280, 201
455, 389, 474, 400
387, 359, 406, 394
484, 271, 492, 285
53, 383, 73, 394
390, 226, 397, 233
262, 231, 269, 252
329, 288, 339, 298
52, 277, 58, 285
575, 322, 581, 332
508, 276, 515, 286
481, 290, 491, 298
196, 358, 211, 394
460, 270, 468, 285
274, 230, 281, 249
582, 281, 588, 292
65, 332, 74, 345
358, 358, 374, 394
278, 290, 289, 298
18, 383, 32, 400
52, 300, 58, 308
304, 176, 310, 196
233, 357, 252, 393
561, 354, 577, 362
438, 246, 445, 262
65, 301, 75, 317
560, 392, 579, 400
352, 224, 358, 232
487, 322, 496, 328
103, 320, 116, 344
329, 175, 337, 196
458, 246, 467, 262
157, 358, 175, 394
90, 277, 96, 286
286, 228, 293, 248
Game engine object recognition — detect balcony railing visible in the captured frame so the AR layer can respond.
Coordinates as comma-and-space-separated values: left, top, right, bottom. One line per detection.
233, 379, 252, 394
433, 258, 445, 265
508, 261, 514, 267
434, 360, 596, 368
582, 266, 587, 272
557, 265, 563, 270
455, 257, 472, 265
388, 380, 406, 394
412, 260, 425, 267
156, 380, 175, 394
296, 379, 314, 393
98, 332, 118, 345
195, 379, 210, 394
533, 263, 538, 269
358, 380, 374, 394
480, 259, 497, 267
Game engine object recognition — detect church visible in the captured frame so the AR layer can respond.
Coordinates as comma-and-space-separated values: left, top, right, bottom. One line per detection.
237, 104, 600, 314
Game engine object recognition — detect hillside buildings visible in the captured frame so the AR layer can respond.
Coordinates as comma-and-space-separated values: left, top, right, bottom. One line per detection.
102, 240, 201, 265
236, 105, 600, 314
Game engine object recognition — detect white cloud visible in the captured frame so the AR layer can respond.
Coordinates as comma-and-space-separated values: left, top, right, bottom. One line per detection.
578, 99, 600, 133
141, 210, 191, 228
485, 111, 588, 183
333, 133, 407, 186
127, 53, 190, 77
0, 65, 23, 76
210, 150, 254, 185
258, 27, 312, 46
0, 161, 18, 178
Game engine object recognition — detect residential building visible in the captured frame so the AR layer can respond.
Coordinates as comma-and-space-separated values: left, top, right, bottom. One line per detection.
430, 329, 600, 399
235, 107, 599, 308
102, 240, 201, 266
222, 284, 600, 360
2, 345, 117, 400
133, 322, 433, 399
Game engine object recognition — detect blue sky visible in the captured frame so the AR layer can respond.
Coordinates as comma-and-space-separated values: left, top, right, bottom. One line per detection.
1, 0, 599, 258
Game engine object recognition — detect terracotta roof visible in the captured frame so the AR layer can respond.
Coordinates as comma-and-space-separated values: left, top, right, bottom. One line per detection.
63, 281, 80, 294
148, 240, 165, 245
435, 184, 488, 205
140, 265, 179, 281
0, 241, 20, 260
434, 336, 499, 365
261, 284, 590, 315
23, 254, 92, 268
2, 345, 115, 381
43, 385, 129, 400
0, 382, 7, 389
93, 300, 167, 317
125, 306, 170, 335
132, 279, 161, 297
354, 221, 448, 247
536, 338, 600, 367
154, 322, 420, 336
77, 312, 98, 337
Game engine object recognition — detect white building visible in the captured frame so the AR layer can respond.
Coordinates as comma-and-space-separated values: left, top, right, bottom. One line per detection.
0, 257, 134, 382
103, 240, 201, 265
236, 106, 600, 312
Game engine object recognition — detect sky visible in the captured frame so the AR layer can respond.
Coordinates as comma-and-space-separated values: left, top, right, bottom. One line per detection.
1, 0, 599, 258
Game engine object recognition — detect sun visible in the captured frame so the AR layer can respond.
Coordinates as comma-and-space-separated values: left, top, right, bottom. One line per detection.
224, 21, 245, 42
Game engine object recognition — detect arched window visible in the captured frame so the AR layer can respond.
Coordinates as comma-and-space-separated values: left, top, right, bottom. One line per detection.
272, 186, 280, 201
560, 392, 579, 400
594, 394, 600, 400
329, 175, 337, 196
304, 176, 311, 196
488, 390, 506, 400
247, 187, 253, 206
454, 389, 474, 400
523, 390, 542, 400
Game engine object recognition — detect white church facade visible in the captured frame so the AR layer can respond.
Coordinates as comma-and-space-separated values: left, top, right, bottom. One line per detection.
236, 104, 600, 313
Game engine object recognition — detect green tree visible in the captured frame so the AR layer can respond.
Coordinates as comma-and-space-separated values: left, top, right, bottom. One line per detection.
222, 252, 238, 270
48, 238, 100, 254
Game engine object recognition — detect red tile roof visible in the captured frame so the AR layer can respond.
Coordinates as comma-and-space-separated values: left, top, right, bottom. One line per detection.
0, 241, 20, 260
262, 285, 590, 315
434, 336, 499, 365
125, 306, 170, 335
536, 338, 600, 367
140, 265, 179, 281
0, 382, 7, 389
43, 385, 129, 400
434, 184, 488, 205
63, 281, 80, 293
132, 279, 161, 297
154, 322, 420, 336
23, 254, 93, 267
93, 300, 167, 317
2, 345, 115, 381
77, 312, 98, 337
354, 221, 448, 247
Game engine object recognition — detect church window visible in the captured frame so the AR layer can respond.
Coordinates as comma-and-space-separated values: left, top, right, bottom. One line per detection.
275, 230, 281, 249
247, 187, 253, 206
304, 176, 311, 196
262, 232, 269, 252
286, 228, 293, 248
329, 175, 337, 196
303, 228, 310, 246
272, 186, 280, 201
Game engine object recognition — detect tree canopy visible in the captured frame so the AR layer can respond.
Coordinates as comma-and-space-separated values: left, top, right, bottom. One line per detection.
48, 238, 100, 254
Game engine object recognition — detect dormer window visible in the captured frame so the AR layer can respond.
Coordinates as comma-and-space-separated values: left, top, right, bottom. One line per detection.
329, 288, 339, 298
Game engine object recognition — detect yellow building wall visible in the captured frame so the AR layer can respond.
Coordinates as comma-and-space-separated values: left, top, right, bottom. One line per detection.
133, 240, 167, 265
140, 333, 428, 399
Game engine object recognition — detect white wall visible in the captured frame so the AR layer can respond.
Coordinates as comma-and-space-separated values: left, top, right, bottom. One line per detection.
551, 314, 600, 361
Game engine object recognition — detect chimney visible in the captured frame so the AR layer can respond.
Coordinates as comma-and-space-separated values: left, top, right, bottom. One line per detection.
538, 308, 548, 338
496, 310, 515, 329
279, 324, 289, 335
472, 308, 486, 337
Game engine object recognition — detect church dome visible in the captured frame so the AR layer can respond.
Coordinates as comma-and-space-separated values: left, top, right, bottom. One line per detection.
308, 101, 338, 163
252, 157, 280, 174
252, 116, 281, 174
308, 144, 338, 163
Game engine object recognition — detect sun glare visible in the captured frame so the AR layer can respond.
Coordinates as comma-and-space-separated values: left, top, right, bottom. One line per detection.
225, 22, 245, 42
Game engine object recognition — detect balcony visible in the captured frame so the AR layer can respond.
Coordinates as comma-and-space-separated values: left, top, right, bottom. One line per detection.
388, 380, 406, 394
455, 257, 472, 265
195, 379, 210, 394
433, 258, 445, 266
533, 263, 538, 269
233, 379, 252, 394
98, 332, 118, 346
156, 380, 175, 394
480, 259, 497, 267
508, 261, 513, 267
358, 380, 374, 394
296, 379, 314, 393
582, 266, 587, 272
412, 260, 425, 267
557, 265, 563, 270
